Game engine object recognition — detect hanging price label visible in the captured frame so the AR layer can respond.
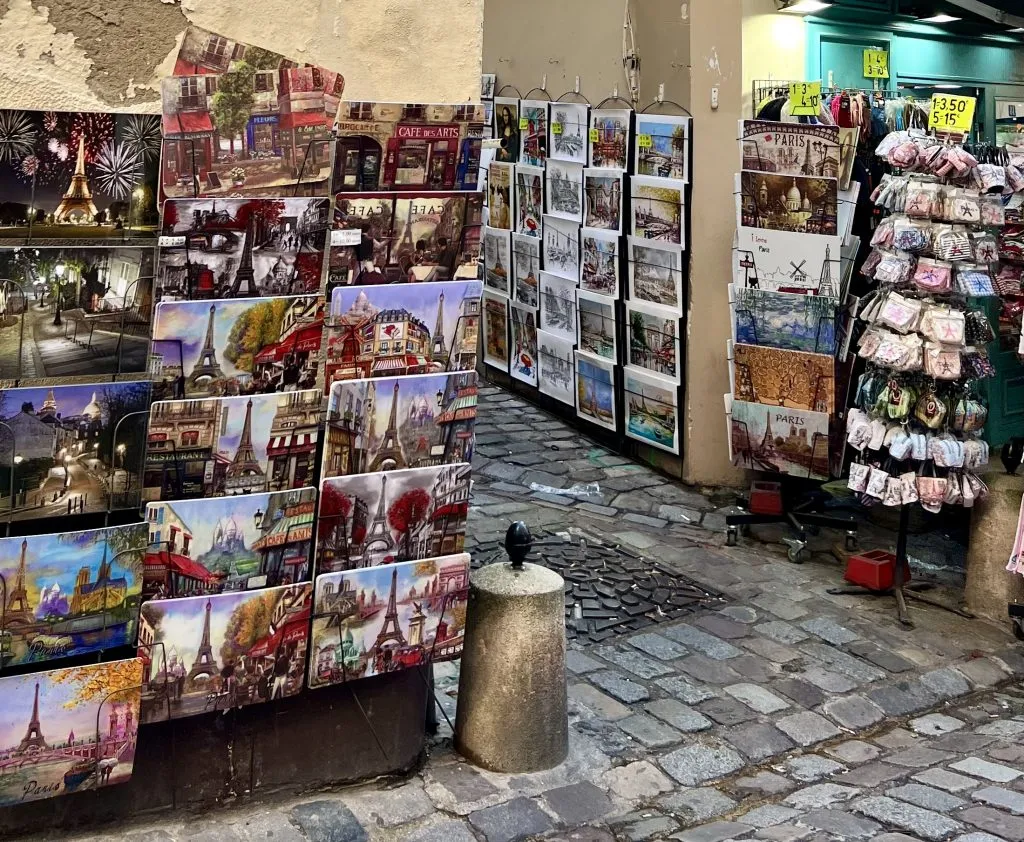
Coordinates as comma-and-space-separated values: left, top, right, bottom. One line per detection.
519, 117, 529, 130
551, 122, 563, 135
929, 93, 976, 134
637, 133, 653, 149
788, 81, 822, 117
589, 128, 599, 143
863, 49, 889, 79
331, 229, 362, 246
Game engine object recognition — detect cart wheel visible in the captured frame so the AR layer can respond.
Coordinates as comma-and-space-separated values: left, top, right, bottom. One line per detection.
845, 532, 858, 551
726, 526, 738, 547
1013, 618, 1024, 642
787, 545, 808, 564
739, 523, 751, 537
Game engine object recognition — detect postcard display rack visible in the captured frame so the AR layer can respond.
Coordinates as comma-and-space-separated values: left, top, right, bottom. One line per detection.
726, 119, 863, 555
481, 80, 690, 463
0, 26, 483, 816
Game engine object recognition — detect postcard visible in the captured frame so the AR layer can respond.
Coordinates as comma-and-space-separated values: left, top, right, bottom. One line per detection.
734, 226, 843, 295
627, 236, 683, 310
740, 120, 841, 178
142, 390, 322, 503
0, 382, 150, 521
519, 100, 549, 166
334, 102, 484, 192
151, 295, 324, 400
483, 226, 512, 297
509, 302, 539, 387
589, 109, 631, 170
143, 487, 315, 599
577, 288, 617, 361
515, 163, 544, 236
482, 292, 509, 371
583, 168, 623, 233
549, 102, 588, 164
732, 344, 835, 414
323, 371, 477, 479
838, 127, 859, 190
635, 114, 690, 182
539, 271, 576, 343
630, 175, 685, 245
511, 232, 540, 308
0, 247, 154, 380
308, 555, 469, 688
738, 171, 839, 236
542, 215, 579, 281
730, 399, 830, 480
575, 350, 617, 431
315, 464, 470, 573
156, 197, 328, 303
731, 286, 839, 354
537, 329, 574, 407
545, 159, 584, 223
328, 191, 482, 287
627, 299, 681, 384
0, 659, 143, 805
624, 367, 679, 455
481, 74, 496, 101
487, 161, 514, 230
323, 280, 481, 387
137, 583, 311, 721
580, 227, 619, 298
493, 98, 520, 164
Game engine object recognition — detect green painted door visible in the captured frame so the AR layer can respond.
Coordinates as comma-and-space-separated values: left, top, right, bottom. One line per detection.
981, 297, 1024, 448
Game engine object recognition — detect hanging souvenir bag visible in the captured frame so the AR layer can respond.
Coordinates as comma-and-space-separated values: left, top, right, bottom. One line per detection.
848, 460, 870, 493
883, 474, 905, 507
865, 463, 891, 500
921, 306, 965, 346
923, 341, 962, 380
943, 470, 964, 506
893, 218, 931, 253
899, 471, 920, 505
905, 181, 937, 218
915, 461, 947, 512
878, 291, 923, 333
964, 310, 995, 345
980, 194, 1006, 226
964, 471, 989, 504
933, 229, 972, 262
914, 385, 948, 430
854, 369, 886, 409
952, 393, 987, 434
912, 258, 953, 293
887, 426, 914, 461
952, 190, 982, 224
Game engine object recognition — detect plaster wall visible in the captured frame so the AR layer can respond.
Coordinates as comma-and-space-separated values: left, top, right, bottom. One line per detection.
0, 0, 483, 112
742, 0, 805, 117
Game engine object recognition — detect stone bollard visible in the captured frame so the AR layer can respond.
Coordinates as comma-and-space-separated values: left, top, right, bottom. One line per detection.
454, 521, 568, 772
966, 472, 1024, 625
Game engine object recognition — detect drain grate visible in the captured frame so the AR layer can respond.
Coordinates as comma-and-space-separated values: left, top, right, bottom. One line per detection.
471, 530, 725, 643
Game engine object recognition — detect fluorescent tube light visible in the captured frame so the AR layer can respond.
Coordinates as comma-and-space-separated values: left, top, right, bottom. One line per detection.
778, 0, 833, 13
919, 13, 961, 22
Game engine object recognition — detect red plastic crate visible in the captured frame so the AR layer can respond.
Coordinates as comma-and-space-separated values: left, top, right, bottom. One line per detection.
844, 549, 912, 591
749, 480, 784, 516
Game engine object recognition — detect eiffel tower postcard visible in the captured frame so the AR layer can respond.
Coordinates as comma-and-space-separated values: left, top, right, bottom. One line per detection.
323, 371, 477, 480
315, 463, 470, 573
0, 658, 143, 805
151, 295, 325, 400
137, 583, 311, 722
156, 197, 329, 304
308, 554, 469, 689
324, 280, 482, 387
143, 486, 316, 600
0, 108, 161, 244
329, 191, 483, 290
0, 522, 146, 668
729, 399, 830, 480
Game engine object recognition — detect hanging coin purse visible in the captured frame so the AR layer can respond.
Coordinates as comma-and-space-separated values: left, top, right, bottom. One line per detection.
914, 386, 948, 430
916, 461, 947, 512
963, 438, 989, 469
943, 470, 964, 506
848, 460, 870, 493
879, 292, 923, 333
980, 195, 1006, 227
934, 228, 972, 262
893, 218, 931, 253
964, 471, 989, 504
876, 252, 915, 284
971, 232, 1000, 265
899, 471, 920, 505
964, 310, 995, 345
956, 264, 995, 296
887, 427, 914, 461
883, 474, 904, 507
921, 307, 965, 346
860, 248, 884, 278
909, 431, 928, 460
963, 352, 997, 379
865, 463, 891, 500
923, 342, 962, 380
952, 189, 982, 224
952, 394, 987, 434
879, 379, 916, 422
854, 370, 887, 409
930, 435, 965, 468
871, 216, 896, 248
857, 330, 884, 360
912, 258, 953, 293
905, 181, 937, 218
872, 333, 920, 370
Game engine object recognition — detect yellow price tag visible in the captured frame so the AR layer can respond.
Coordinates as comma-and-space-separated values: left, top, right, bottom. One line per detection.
638, 133, 653, 149
789, 81, 821, 117
589, 128, 599, 143
552, 122, 563, 135
929, 93, 976, 134
519, 117, 529, 130
863, 49, 889, 80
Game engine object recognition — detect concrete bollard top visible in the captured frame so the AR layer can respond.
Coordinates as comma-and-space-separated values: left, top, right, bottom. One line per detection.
471, 561, 564, 598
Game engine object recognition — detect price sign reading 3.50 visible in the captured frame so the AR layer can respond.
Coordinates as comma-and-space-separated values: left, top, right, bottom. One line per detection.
929, 93, 976, 134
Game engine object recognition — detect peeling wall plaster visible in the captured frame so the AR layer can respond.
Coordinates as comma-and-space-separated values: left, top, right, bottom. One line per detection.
0, 0, 483, 111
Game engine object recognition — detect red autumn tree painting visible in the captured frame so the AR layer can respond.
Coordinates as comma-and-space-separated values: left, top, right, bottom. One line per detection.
388, 488, 431, 559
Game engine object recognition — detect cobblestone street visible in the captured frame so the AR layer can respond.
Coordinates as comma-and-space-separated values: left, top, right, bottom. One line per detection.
48, 383, 1024, 842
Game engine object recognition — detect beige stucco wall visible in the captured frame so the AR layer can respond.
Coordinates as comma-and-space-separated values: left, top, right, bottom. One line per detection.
0, 0, 483, 112
741, 0, 805, 117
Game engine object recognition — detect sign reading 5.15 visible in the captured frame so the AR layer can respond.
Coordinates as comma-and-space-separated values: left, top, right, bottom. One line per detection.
789, 81, 821, 117
929, 94, 976, 134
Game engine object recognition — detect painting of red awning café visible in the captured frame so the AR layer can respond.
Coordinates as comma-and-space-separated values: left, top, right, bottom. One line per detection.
137, 583, 311, 722
333, 102, 485, 193
308, 555, 469, 688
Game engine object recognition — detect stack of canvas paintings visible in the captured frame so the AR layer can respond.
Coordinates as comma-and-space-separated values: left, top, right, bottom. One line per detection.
729, 400, 830, 480
137, 583, 311, 721
731, 286, 838, 354
0, 523, 147, 666
308, 554, 470, 688
0, 658, 143, 805
143, 488, 315, 599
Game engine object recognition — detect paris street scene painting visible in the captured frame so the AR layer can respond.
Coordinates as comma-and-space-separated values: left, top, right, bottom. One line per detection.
577, 289, 616, 361
515, 164, 544, 236
151, 295, 325, 400
136, 583, 311, 722
0, 658, 143, 805
630, 175, 685, 245
740, 120, 841, 179
143, 487, 315, 600
0, 109, 160, 242
730, 399, 830, 480
537, 329, 574, 407
575, 351, 617, 431
627, 299, 681, 384
635, 114, 690, 182
323, 371, 477, 480
627, 236, 683, 310
589, 109, 631, 170
482, 292, 509, 371
580, 228, 619, 298
0, 523, 146, 667
542, 214, 579, 280
738, 172, 839, 236
315, 463, 470, 573
624, 367, 679, 455
545, 160, 584, 223
308, 554, 469, 688
483, 226, 511, 297
155, 198, 329, 303
549, 102, 588, 165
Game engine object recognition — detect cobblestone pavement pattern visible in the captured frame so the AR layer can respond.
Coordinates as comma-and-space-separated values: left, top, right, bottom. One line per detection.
41, 385, 1024, 842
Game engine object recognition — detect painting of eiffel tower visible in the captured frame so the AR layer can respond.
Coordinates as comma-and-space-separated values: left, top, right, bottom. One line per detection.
4, 540, 34, 626
369, 382, 408, 472
54, 136, 100, 223
14, 682, 47, 753
186, 600, 217, 682
224, 399, 268, 495
187, 304, 225, 391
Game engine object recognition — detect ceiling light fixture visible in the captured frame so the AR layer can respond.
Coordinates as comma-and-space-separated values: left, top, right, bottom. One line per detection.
919, 13, 961, 22
1011, 27, 1024, 33
776, 0, 833, 14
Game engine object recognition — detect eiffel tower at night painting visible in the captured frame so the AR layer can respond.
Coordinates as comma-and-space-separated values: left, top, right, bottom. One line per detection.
308, 555, 469, 688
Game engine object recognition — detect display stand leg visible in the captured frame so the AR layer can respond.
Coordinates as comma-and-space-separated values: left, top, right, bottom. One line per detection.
424, 663, 438, 735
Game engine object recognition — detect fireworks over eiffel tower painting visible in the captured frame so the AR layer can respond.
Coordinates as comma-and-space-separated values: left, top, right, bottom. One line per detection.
308, 554, 469, 688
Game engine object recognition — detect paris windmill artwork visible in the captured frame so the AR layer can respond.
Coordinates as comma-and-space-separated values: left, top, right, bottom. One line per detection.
0, 109, 161, 242
0, 523, 147, 667
308, 554, 469, 688
0, 658, 143, 806
156, 198, 329, 303
137, 583, 312, 722
143, 487, 316, 600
